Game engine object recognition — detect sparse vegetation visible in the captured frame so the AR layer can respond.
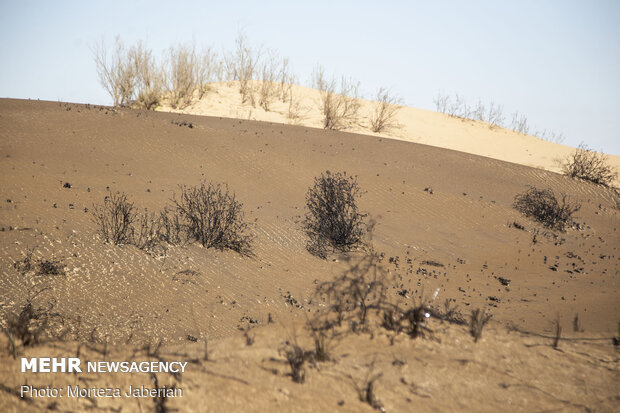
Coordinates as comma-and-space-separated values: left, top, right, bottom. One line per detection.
369, 87, 402, 133
92, 37, 137, 107
130, 41, 164, 110
513, 187, 581, 231
561, 143, 617, 186
92, 191, 136, 245
313, 66, 361, 131
225, 32, 260, 105
470, 308, 491, 342
279, 338, 307, 383
166, 42, 199, 108
173, 182, 253, 254
37, 258, 66, 276
434, 91, 564, 141
314, 254, 388, 329
303, 171, 367, 258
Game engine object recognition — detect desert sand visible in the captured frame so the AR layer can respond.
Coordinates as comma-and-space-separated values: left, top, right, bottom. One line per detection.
158, 82, 620, 181
0, 98, 618, 412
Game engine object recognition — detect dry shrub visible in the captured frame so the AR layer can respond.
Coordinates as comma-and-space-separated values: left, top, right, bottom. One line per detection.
167, 42, 199, 108
303, 171, 367, 258
92, 36, 137, 107
130, 41, 164, 110
470, 308, 491, 342
196, 46, 222, 99
3, 296, 66, 352
37, 258, 66, 276
305, 317, 338, 362
348, 361, 384, 411
173, 182, 253, 254
314, 254, 389, 331
279, 339, 307, 383
313, 66, 360, 130
369, 87, 402, 133
257, 52, 279, 111
562, 143, 617, 186
225, 32, 260, 105
513, 187, 581, 232
278, 57, 293, 102
92, 191, 136, 245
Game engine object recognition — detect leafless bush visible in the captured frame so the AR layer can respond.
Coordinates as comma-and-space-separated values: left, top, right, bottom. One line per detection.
278, 57, 293, 102
434, 92, 507, 128
225, 32, 260, 105
173, 182, 253, 254
196, 46, 221, 99
552, 315, 562, 349
484, 102, 505, 128
157, 207, 183, 245
348, 361, 384, 411
257, 52, 279, 110
314, 254, 389, 331
167, 42, 198, 108
4, 297, 64, 350
429, 298, 466, 325
511, 111, 530, 135
513, 187, 581, 231
303, 171, 367, 258
534, 129, 565, 143
134, 211, 166, 253
279, 339, 307, 383
305, 316, 339, 362
92, 36, 136, 106
92, 191, 136, 245
130, 41, 164, 110
470, 308, 491, 342
561, 143, 617, 186
313, 66, 361, 130
369, 88, 402, 133
13, 247, 35, 275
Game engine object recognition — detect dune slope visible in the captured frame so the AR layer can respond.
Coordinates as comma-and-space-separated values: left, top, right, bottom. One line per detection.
0, 99, 618, 411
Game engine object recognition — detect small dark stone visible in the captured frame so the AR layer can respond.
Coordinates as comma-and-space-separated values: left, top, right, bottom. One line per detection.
63, 182, 71, 188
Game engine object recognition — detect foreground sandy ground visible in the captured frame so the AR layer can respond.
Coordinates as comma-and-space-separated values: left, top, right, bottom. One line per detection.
0, 99, 618, 411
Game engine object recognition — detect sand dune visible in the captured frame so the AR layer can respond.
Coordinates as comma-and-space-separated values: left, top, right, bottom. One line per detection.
158, 81, 620, 181
0, 98, 618, 412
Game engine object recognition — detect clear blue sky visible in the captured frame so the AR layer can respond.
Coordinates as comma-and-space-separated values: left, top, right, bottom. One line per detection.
1, 0, 619, 154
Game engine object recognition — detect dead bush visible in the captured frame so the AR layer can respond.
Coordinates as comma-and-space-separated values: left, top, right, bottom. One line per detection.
92, 36, 136, 106
13, 247, 35, 275
303, 171, 367, 258
225, 32, 260, 105
134, 211, 167, 254
257, 52, 279, 111
562, 143, 617, 186
196, 46, 221, 98
278, 57, 293, 102
314, 254, 389, 331
3, 297, 65, 351
305, 317, 339, 362
167, 42, 199, 108
369, 88, 402, 133
157, 207, 183, 245
92, 192, 136, 245
513, 187, 581, 231
130, 41, 164, 110
470, 308, 491, 342
279, 339, 307, 383
313, 66, 360, 130
173, 182, 253, 254
37, 258, 66, 276
348, 361, 384, 411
